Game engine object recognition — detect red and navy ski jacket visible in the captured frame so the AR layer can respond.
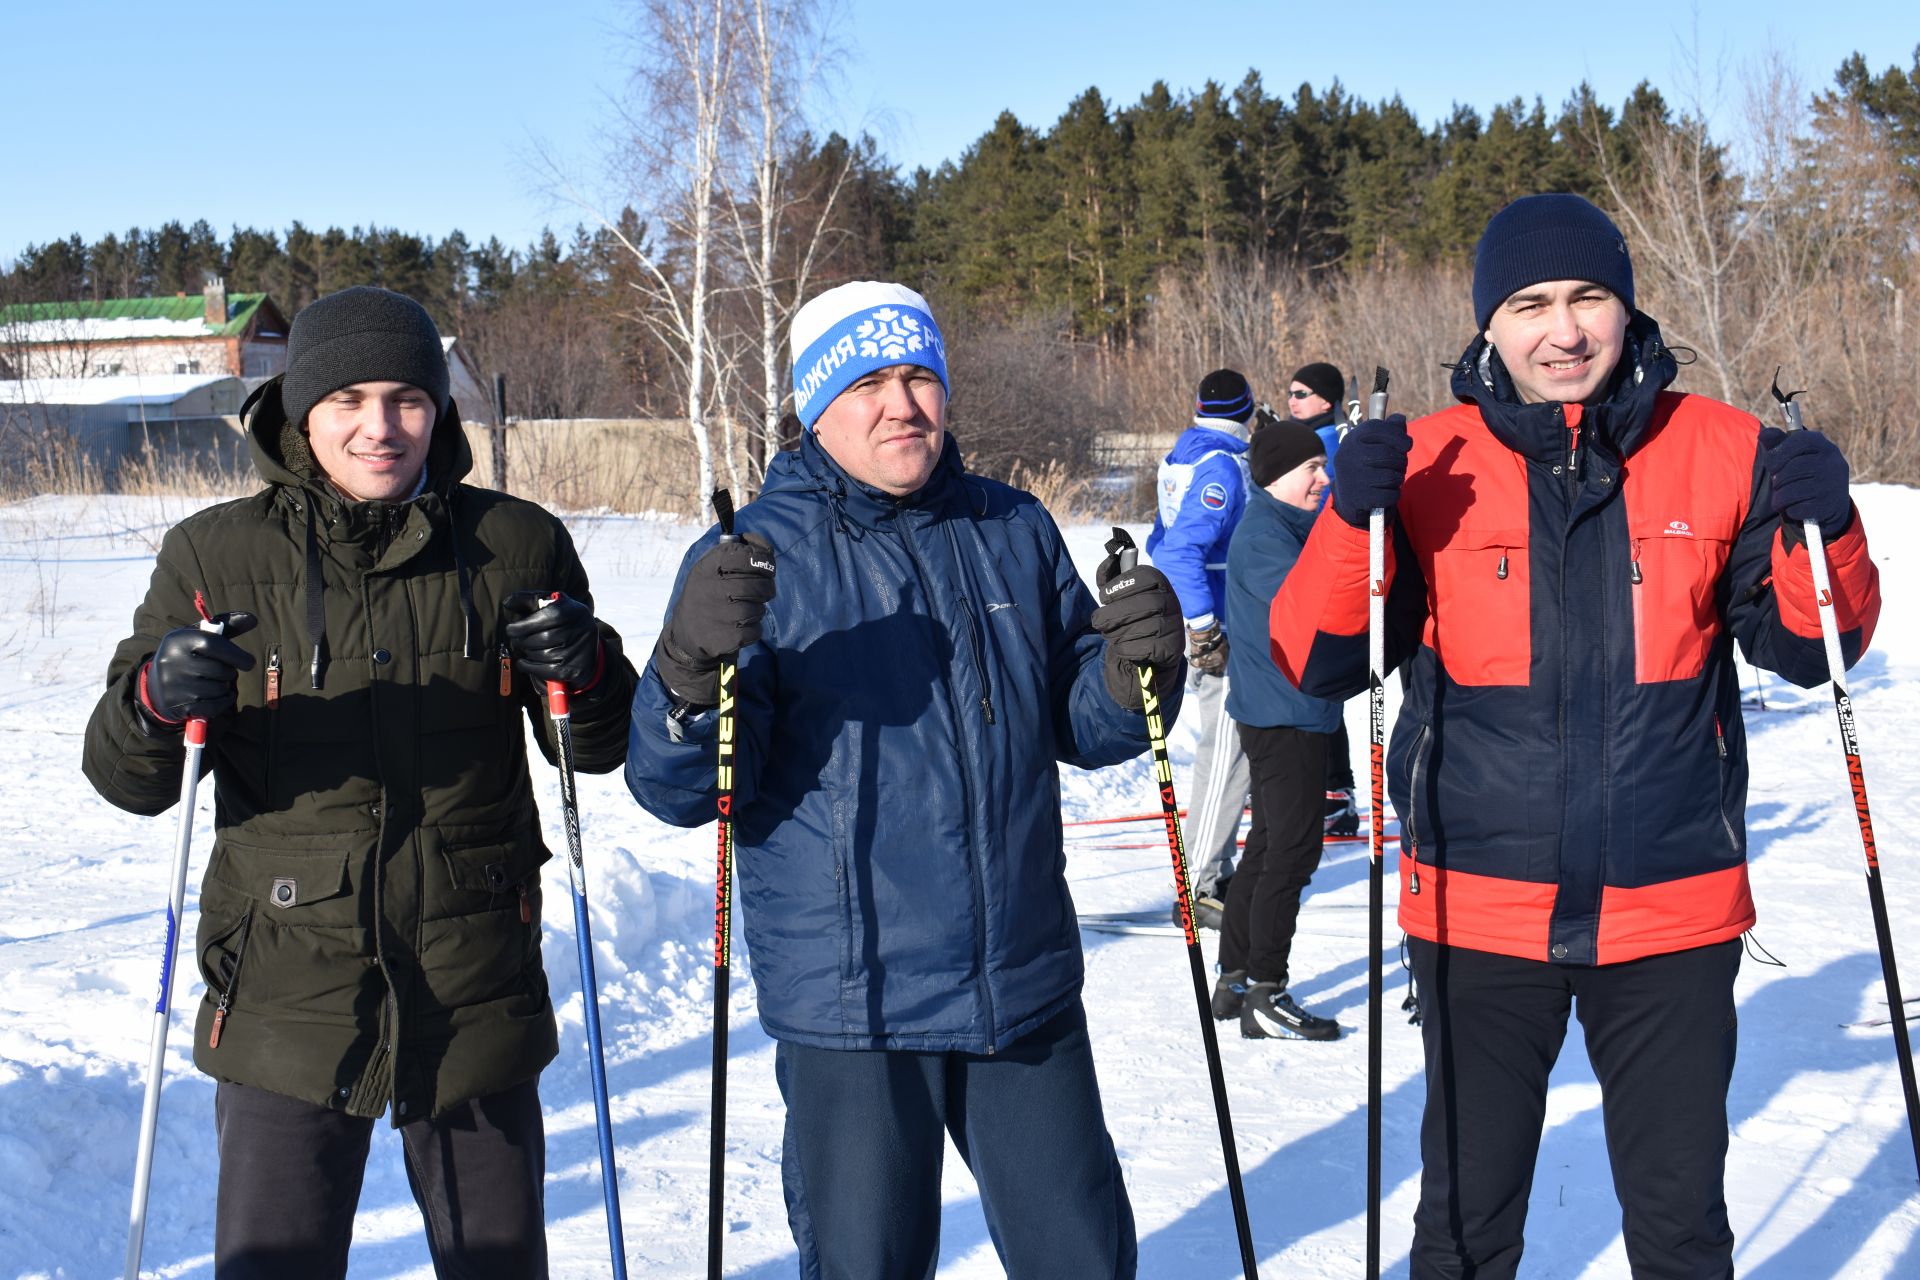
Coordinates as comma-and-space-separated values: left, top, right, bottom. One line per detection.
1274, 317, 1880, 966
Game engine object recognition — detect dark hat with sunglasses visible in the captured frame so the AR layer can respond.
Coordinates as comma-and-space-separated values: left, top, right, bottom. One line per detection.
1288, 362, 1345, 410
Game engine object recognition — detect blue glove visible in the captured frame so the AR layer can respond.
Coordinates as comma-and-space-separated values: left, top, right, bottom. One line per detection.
1330, 415, 1412, 529
1759, 427, 1851, 535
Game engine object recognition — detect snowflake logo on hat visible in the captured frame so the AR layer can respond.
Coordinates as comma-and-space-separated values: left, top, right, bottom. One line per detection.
855, 307, 926, 360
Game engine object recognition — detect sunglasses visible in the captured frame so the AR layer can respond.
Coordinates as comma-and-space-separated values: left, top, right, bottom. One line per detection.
1287, 389, 1315, 399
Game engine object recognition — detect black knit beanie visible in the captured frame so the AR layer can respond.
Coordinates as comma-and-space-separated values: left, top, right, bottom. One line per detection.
1472, 193, 1634, 330
1289, 362, 1345, 409
281, 286, 451, 428
1195, 368, 1255, 424
1248, 418, 1325, 488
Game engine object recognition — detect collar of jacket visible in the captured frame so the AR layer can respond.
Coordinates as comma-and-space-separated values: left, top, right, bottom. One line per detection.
1448, 311, 1678, 464
1191, 415, 1252, 443
1246, 482, 1320, 538
1288, 407, 1340, 431
781, 429, 973, 532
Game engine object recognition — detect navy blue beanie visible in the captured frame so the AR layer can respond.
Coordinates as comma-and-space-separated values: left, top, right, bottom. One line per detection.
1472, 194, 1634, 330
1195, 368, 1254, 423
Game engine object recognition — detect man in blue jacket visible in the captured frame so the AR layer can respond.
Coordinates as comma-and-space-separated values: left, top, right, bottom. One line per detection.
1211, 418, 1344, 1041
1145, 369, 1254, 922
626, 281, 1184, 1278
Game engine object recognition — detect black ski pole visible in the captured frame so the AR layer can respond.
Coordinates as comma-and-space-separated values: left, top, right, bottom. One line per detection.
708, 488, 740, 1279
1770, 375, 1920, 1182
1109, 527, 1260, 1279
1364, 366, 1391, 1280
543, 612, 629, 1278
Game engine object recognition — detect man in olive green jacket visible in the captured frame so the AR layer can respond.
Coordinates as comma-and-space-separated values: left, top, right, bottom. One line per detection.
84, 287, 635, 1277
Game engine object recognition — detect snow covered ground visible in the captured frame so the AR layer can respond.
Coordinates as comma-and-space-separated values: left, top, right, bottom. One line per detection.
1, 487, 1917, 1278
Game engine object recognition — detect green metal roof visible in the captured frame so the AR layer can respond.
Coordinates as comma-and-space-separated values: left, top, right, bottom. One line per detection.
0, 293, 273, 337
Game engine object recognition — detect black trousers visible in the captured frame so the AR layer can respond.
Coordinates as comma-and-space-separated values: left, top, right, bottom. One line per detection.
1219, 722, 1329, 986
1407, 938, 1741, 1280
776, 1002, 1136, 1280
214, 1078, 547, 1279
1326, 718, 1355, 791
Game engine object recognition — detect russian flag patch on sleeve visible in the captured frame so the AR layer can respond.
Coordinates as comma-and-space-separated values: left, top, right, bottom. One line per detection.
1200, 482, 1229, 510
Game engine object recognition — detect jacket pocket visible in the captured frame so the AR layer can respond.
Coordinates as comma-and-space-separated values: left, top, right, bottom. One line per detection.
206, 841, 353, 915
436, 834, 551, 920
1403, 721, 1434, 892
1426, 527, 1529, 686
1628, 511, 1737, 683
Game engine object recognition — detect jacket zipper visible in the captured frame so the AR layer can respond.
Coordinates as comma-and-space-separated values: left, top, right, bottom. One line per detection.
1405, 722, 1432, 895
901, 523, 997, 1051
959, 597, 996, 724
1713, 715, 1739, 853
209, 910, 255, 1049
498, 641, 513, 697
265, 645, 282, 709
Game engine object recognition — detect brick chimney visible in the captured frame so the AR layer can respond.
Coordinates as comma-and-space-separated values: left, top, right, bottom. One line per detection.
202, 271, 227, 327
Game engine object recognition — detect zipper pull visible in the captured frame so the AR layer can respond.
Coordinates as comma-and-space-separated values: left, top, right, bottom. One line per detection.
266, 646, 282, 709
1567, 421, 1582, 476
981, 695, 995, 725
1496, 554, 1509, 581
1409, 855, 1422, 896
499, 642, 513, 697
1713, 715, 1728, 759
518, 883, 532, 925
210, 992, 231, 1047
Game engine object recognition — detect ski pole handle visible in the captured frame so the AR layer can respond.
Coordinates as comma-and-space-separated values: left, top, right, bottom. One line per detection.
536, 593, 572, 719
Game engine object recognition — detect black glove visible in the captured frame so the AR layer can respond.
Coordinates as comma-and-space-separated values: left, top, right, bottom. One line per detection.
653, 534, 777, 707
1759, 427, 1852, 536
503, 591, 603, 690
140, 611, 258, 727
1092, 547, 1184, 712
1187, 622, 1228, 675
1330, 414, 1413, 529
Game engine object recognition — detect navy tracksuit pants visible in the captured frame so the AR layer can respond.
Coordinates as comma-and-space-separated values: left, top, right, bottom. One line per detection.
775, 1001, 1136, 1279
1407, 937, 1741, 1280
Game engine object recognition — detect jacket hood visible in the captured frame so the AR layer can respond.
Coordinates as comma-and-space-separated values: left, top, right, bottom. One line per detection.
241, 375, 474, 500
1448, 312, 1679, 463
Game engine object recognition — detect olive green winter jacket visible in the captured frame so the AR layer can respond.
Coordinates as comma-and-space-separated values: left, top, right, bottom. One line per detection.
83, 379, 637, 1123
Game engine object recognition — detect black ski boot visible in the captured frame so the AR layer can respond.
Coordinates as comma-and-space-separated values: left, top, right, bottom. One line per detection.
1241, 982, 1341, 1041
1211, 969, 1249, 1020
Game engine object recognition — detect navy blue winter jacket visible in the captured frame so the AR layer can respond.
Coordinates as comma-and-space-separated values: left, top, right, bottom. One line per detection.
625, 432, 1173, 1051
1224, 487, 1341, 733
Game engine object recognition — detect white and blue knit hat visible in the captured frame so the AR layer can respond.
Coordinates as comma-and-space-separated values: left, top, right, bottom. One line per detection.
789, 281, 948, 429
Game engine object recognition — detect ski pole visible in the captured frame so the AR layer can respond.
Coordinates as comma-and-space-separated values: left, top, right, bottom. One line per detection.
1770, 374, 1920, 1182
543, 598, 629, 1278
1109, 527, 1260, 1279
708, 488, 740, 1280
1365, 366, 1391, 1280
126, 597, 224, 1280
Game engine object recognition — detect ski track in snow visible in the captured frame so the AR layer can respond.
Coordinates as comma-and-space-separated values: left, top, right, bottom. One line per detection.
1, 490, 1917, 1277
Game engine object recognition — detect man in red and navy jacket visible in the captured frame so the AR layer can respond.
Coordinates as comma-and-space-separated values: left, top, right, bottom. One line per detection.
1274, 193, 1879, 1279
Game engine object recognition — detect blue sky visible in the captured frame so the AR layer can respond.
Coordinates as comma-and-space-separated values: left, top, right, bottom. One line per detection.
2, 0, 1913, 263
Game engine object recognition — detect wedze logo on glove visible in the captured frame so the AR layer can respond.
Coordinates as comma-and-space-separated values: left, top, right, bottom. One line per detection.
1103, 575, 1138, 597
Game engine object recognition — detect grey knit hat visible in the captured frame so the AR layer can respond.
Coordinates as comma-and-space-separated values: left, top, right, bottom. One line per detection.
281, 286, 450, 428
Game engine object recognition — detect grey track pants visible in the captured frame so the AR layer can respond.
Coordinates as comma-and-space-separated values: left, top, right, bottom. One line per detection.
1182, 668, 1250, 896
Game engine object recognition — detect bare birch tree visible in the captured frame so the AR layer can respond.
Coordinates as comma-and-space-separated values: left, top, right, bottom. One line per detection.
720, 0, 853, 484
590, 0, 737, 517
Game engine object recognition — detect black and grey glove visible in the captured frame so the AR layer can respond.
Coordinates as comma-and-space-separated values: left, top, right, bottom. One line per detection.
139, 611, 258, 728
653, 534, 777, 707
1187, 621, 1228, 675
1092, 546, 1184, 711
503, 591, 603, 691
